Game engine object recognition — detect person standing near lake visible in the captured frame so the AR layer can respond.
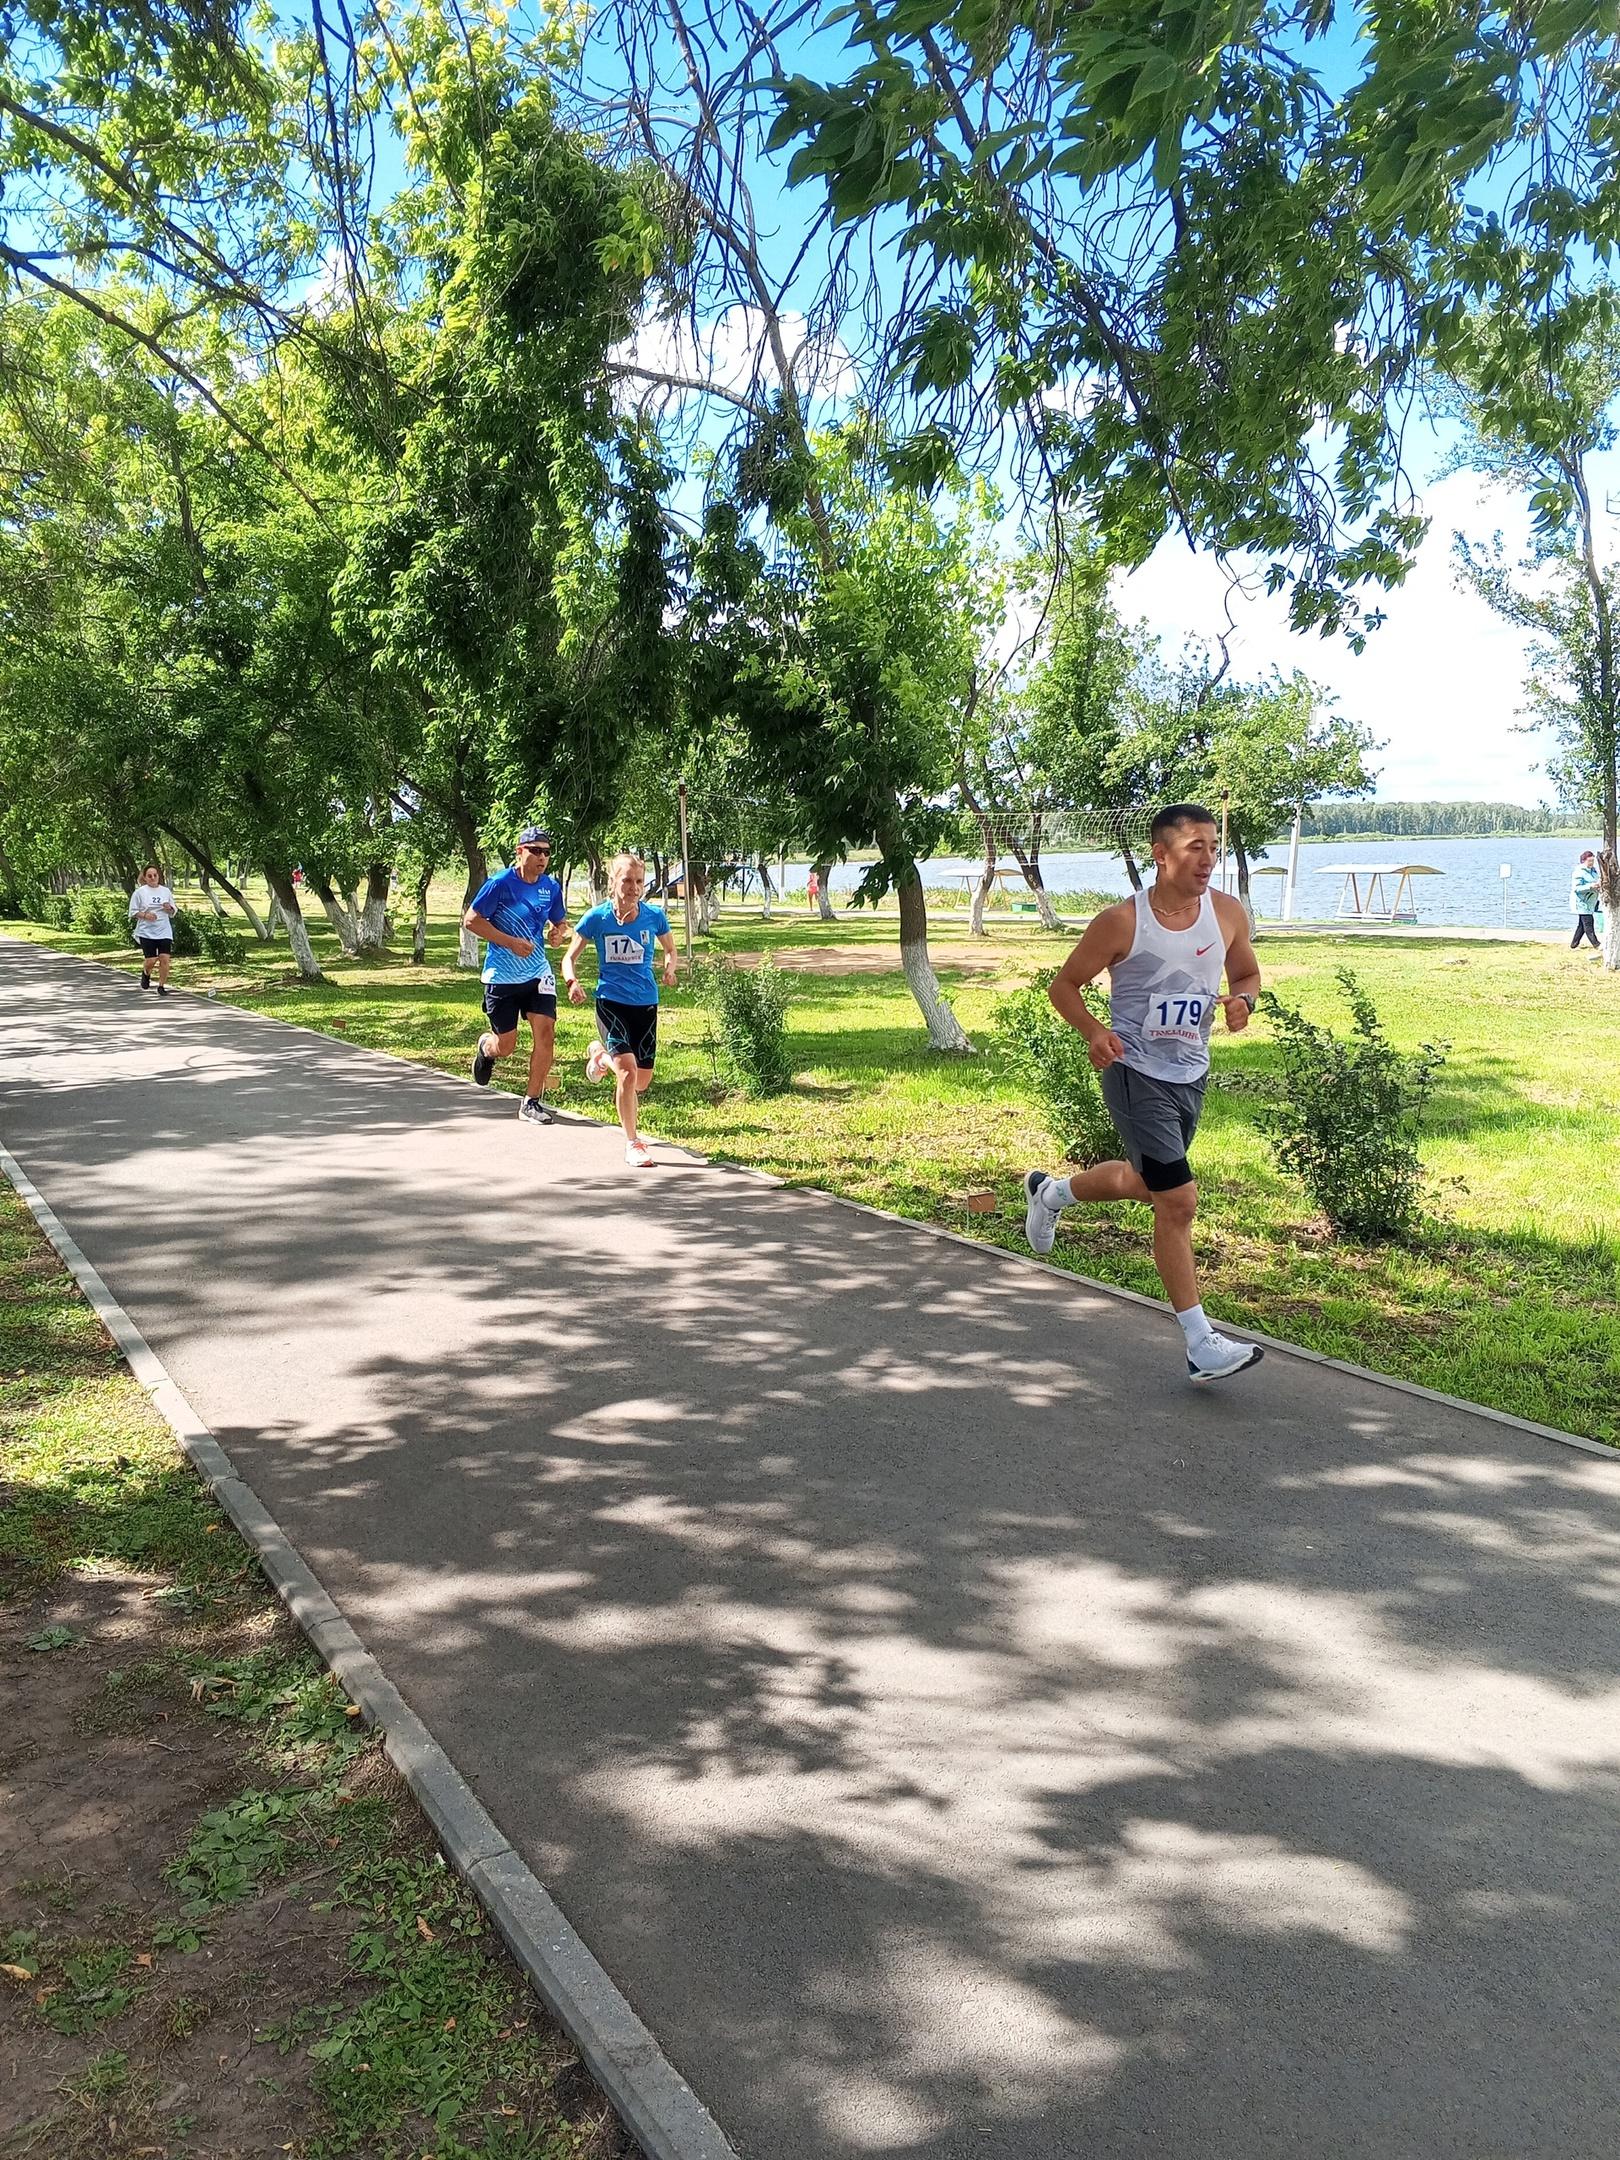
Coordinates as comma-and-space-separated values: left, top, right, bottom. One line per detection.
563, 852, 676, 1169
127, 865, 178, 995
1022, 804, 1265, 1385
464, 826, 569, 1125
1570, 849, 1601, 950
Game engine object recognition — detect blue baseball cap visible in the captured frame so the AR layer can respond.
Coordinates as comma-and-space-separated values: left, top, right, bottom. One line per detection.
517, 826, 553, 848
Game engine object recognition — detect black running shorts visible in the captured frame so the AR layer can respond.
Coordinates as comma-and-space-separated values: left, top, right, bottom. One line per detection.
596, 996, 658, 1070
135, 936, 173, 957
1099, 1062, 1206, 1184
482, 979, 557, 1034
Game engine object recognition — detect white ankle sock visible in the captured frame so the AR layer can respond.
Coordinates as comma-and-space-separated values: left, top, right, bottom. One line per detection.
1046, 1175, 1075, 1210
1175, 1304, 1211, 1348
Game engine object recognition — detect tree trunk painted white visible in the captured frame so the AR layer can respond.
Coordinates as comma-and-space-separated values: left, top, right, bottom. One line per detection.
896, 872, 972, 1051
1600, 849, 1620, 970
412, 864, 432, 965
310, 882, 361, 953
970, 812, 995, 938
455, 839, 487, 969
357, 863, 391, 951
813, 860, 835, 921
1233, 842, 1258, 934
284, 908, 322, 979
1029, 875, 1062, 931
696, 870, 718, 934
201, 873, 227, 918
264, 871, 323, 981
759, 861, 774, 921
1005, 838, 1062, 929
969, 871, 990, 938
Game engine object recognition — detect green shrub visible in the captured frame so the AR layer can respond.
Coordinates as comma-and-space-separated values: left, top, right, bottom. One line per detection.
46, 893, 73, 929
167, 909, 203, 958
197, 916, 247, 965
1260, 968, 1447, 1240
72, 888, 117, 935
994, 970, 1119, 1163
692, 955, 794, 1096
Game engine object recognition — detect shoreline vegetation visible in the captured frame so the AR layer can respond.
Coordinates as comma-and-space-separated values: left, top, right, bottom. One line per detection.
3, 906, 1615, 1448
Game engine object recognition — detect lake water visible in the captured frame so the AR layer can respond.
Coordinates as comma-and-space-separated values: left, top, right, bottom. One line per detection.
813, 833, 1605, 931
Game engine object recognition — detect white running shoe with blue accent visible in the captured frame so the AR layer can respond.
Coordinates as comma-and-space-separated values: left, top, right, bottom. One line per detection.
1023, 1169, 1063, 1256
1187, 1333, 1264, 1385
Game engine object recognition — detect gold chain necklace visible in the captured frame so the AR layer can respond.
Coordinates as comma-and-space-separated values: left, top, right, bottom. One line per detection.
1149, 888, 1200, 929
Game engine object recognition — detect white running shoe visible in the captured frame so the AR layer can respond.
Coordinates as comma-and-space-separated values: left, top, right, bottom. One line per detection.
585, 1041, 612, 1082
1023, 1169, 1062, 1256
625, 1140, 654, 1168
1187, 1333, 1264, 1385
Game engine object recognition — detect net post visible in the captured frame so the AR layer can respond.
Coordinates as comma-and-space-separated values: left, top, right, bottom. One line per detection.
676, 782, 695, 962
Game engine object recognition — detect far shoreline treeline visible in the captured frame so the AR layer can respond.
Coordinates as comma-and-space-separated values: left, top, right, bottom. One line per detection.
1301, 801, 1596, 840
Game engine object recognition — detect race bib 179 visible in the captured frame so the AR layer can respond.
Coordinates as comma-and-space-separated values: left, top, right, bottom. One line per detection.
1145, 994, 1208, 1041
603, 934, 645, 966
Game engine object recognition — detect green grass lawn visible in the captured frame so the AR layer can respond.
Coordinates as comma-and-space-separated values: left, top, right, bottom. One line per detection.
0, 1178, 626, 2158
6, 897, 1617, 1445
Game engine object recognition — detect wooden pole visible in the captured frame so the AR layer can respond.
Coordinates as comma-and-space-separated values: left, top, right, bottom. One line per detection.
1219, 789, 1230, 893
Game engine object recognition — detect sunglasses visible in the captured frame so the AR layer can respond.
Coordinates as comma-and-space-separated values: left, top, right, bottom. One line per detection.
519, 843, 552, 855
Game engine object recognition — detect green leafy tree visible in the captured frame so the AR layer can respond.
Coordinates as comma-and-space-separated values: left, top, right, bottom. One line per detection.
690, 438, 997, 1048
1447, 298, 1620, 966
766, 0, 1610, 635
331, 16, 673, 959
1166, 673, 1379, 924
1016, 535, 1158, 899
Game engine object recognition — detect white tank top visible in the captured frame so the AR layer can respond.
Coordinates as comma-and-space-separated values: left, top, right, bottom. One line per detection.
1110, 887, 1227, 1083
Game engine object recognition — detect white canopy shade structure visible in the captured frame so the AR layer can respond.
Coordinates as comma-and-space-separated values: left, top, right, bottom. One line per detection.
1317, 863, 1442, 921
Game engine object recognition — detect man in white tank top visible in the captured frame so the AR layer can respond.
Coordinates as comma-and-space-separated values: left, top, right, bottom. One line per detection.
1022, 805, 1265, 1384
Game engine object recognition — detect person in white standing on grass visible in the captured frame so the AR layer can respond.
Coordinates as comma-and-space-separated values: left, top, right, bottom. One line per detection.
1022, 804, 1266, 1385
563, 853, 676, 1169
127, 865, 178, 995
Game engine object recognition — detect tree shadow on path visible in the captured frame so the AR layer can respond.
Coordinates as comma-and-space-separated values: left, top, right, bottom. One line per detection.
3, 940, 1618, 2160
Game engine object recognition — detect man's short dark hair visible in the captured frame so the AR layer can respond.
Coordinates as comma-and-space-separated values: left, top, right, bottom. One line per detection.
1151, 803, 1218, 844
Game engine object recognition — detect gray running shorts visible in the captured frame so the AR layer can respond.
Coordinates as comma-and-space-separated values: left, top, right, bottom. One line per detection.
1099, 1061, 1207, 1173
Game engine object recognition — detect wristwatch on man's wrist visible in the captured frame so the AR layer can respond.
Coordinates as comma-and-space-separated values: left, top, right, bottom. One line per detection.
1237, 992, 1257, 1012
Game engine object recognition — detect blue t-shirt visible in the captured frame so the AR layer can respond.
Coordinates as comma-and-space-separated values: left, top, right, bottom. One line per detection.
470, 867, 567, 985
575, 901, 670, 1005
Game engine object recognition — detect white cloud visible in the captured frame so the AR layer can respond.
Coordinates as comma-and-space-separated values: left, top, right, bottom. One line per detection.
610, 303, 855, 415
1112, 469, 1619, 805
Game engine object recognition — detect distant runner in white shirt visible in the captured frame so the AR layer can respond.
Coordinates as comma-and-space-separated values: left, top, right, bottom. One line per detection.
127, 866, 178, 995
1021, 804, 1266, 1385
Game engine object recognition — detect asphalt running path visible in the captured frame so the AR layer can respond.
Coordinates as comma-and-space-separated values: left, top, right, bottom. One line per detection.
4, 938, 1617, 2159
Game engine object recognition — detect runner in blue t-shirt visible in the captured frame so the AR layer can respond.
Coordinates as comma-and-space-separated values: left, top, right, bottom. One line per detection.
463, 826, 569, 1124
563, 852, 676, 1168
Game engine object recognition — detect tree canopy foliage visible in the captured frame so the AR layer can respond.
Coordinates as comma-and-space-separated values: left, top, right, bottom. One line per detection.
1, 0, 1617, 1002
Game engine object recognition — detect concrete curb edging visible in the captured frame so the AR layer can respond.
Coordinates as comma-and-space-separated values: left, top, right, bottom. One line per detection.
0, 1138, 743, 2160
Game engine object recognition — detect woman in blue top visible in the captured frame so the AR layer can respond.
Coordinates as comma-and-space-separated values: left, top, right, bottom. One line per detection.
564, 852, 676, 1167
